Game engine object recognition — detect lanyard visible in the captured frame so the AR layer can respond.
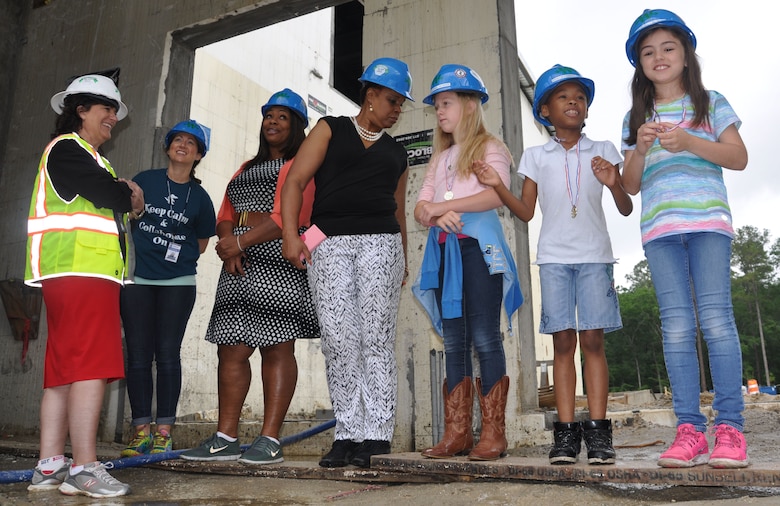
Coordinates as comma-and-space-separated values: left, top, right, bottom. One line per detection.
558, 136, 582, 219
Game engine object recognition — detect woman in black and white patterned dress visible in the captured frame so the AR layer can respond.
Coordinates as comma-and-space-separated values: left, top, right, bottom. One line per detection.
181, 89, 318, 465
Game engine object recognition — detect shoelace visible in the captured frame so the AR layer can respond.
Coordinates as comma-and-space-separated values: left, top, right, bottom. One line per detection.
154, 433, 171, 448
713, 426, 741, 449
92, 463, 122, 485
673, 427, 700, 449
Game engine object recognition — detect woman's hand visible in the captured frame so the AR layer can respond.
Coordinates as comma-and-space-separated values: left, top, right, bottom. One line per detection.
222, 254, 246, 276
215, 234, 242, 261
282, 233, 308, 269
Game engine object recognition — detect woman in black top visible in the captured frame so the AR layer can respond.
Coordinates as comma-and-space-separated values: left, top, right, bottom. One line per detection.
281, 57, 413, 469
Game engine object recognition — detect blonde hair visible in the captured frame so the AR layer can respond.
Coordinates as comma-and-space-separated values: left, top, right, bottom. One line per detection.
432, 93, 511, 179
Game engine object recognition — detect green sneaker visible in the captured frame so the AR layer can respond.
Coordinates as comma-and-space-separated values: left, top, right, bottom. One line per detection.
180, 433, 240, 461
238, 436, 283, 465
120, 430, 152, 457
150, 430, 172, 454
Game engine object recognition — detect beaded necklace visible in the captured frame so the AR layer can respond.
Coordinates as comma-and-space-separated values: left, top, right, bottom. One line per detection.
350, 116, 383, 142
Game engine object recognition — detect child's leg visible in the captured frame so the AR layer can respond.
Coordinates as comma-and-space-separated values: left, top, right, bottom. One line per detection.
579, 329, 608, 420
552, 329, 578, 422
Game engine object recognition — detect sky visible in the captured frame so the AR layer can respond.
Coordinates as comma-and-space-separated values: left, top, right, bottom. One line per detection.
514, 0, 777, 287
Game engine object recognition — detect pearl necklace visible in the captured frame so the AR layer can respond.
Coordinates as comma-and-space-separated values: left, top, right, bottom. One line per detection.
351, 116, 383, 142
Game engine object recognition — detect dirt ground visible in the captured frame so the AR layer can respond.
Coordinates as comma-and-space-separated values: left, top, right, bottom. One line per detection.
1, 393, 779, 505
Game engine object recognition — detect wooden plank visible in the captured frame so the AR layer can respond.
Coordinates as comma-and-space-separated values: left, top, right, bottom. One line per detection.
372, 453, 780, 488
153, 454, 780, 488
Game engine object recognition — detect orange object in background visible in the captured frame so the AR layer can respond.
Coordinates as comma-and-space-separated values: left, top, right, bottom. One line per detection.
747, 379, 759, 395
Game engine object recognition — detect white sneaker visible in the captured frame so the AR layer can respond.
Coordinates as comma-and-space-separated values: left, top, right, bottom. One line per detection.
58, 461, 130, 498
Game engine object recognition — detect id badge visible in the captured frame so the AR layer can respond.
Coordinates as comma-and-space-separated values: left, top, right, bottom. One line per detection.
165, 242, 181, 263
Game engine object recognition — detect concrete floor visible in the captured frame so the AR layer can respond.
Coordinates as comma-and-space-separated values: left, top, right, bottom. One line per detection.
2, 401, 779, 504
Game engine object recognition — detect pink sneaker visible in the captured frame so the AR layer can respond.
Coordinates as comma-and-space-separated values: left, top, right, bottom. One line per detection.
709, 424, 749, 468
657, 423, 709, 468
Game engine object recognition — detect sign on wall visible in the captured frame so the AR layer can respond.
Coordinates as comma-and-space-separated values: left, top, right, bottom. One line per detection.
396, 129, 433, 167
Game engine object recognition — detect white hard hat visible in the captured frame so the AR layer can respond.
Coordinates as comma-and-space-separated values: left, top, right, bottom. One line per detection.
50, 74, 128, 120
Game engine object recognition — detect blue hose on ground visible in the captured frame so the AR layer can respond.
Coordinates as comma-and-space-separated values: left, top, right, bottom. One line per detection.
0, 418, 336, 485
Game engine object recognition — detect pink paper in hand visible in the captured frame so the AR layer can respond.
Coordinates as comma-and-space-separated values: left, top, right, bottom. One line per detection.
299, 224, 326, 261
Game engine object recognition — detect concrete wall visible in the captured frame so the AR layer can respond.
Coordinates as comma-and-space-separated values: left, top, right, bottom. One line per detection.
0, 0, 551, 451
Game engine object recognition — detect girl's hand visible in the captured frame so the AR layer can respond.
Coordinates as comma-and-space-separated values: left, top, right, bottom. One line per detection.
591, 156, 619, 188
434, 210, 463, 234
635, 122, 659, 156
417, 201, 444, 227
472, 160, 502, 187
215, 234, 242, 261
655, 126, 689, 153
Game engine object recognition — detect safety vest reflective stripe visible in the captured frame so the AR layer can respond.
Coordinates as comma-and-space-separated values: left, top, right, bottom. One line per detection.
27, 212, 118, 235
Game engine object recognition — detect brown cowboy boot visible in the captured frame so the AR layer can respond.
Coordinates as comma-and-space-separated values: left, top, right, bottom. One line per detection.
421, 377, 474, 458
468, 375, 509, 460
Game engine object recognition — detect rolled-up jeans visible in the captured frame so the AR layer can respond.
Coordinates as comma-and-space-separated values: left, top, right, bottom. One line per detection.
644, 232, 744, 432
120, 284, 196, 426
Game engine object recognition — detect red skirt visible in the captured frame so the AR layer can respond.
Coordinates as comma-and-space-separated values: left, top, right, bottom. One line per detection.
41, 276, 125, 388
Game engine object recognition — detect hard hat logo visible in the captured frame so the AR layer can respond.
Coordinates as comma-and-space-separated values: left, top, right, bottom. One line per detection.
359, 58, 415, 101
423, 64, 489, 105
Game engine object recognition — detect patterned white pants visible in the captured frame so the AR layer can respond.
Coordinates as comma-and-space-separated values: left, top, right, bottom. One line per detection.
308, 233, 404, 442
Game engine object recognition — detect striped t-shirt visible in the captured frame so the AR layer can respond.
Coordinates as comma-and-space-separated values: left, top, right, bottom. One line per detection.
621, 90, 741, 245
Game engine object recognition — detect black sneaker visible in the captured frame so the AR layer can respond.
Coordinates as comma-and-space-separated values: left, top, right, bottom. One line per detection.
319, 440, 359, 468
582, 419, 616, 465
350, 440, 391, 468
549, 421, 582, 464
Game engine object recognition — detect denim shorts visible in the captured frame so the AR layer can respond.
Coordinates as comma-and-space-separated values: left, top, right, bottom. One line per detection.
538, 263, 622, 334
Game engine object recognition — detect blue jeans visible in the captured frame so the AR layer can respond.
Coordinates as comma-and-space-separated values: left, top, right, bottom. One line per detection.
644, 232, 744, 431
435, 238, 505, 396
120, 284, 196, 426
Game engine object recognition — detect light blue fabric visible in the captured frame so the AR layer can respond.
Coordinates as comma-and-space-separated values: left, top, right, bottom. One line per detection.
412, 210, 523, 336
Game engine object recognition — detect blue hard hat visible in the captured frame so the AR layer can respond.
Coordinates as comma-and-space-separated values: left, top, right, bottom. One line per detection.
359, 57, 414, 101
423, 63, 489, 105
423, 64, 489, 105
262, 88, 309, 128
165, 119, 209, 156
625, 9, 696, 67
532, 64, 595, 127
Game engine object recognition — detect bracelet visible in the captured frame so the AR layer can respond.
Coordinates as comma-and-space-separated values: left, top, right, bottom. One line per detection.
236, 234, 244, 252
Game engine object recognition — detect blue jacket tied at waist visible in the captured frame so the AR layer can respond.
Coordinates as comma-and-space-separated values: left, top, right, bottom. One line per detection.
412, 210, 523, 336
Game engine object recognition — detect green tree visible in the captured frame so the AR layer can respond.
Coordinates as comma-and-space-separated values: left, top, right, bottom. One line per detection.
608, 261, 666, 393
732, 226, 776, 386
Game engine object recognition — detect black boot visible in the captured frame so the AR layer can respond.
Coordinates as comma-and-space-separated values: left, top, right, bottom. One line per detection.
582, 419, 616, 465
549, 421, 582, 464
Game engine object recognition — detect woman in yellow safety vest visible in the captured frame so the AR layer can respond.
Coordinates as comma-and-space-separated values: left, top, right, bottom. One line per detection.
24, 73, 144, 499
